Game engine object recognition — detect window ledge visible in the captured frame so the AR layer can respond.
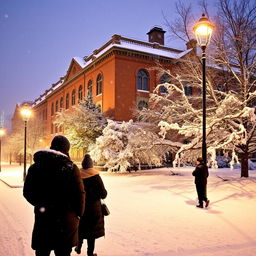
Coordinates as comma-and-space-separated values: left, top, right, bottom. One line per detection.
137, 90, 149, 93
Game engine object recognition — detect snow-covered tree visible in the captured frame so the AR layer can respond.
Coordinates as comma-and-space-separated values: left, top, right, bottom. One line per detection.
6, 118, 45, 163
55, 96, 107, 151
90, 119, 178, 172
145, 0, 256, 177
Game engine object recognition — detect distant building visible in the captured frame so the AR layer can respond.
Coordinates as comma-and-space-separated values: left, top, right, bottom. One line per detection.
11, 101, 33, 133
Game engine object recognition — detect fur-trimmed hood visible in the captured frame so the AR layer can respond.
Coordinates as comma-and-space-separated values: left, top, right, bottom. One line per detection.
33, 149, 69, 165
80, 168, 99, 179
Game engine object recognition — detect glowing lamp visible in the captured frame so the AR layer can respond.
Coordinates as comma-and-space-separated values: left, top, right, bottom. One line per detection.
20, 107, 32, 122
0, 128, 5, 137
193, 13, 215, 48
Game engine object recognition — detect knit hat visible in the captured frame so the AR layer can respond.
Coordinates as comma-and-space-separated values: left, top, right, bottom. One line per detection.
50, 135, 70, 155
82, 154, 94, 169
197, 157, 204, 163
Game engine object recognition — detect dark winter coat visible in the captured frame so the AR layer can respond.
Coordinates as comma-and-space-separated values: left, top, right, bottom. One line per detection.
192, 163, 209, 184
23, 149, 85, 250
78, 168, 107, 239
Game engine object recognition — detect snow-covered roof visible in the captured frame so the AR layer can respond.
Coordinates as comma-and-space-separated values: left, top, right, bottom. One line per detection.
32, 35, 192, 108
32, 77, 64, 107
73, 56, 87, 68
112, 39, 190, 59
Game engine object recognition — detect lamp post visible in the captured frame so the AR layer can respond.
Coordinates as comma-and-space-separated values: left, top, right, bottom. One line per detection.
193, 13, 215, 164
20, 106, 32, 181
0, 127, 6, 172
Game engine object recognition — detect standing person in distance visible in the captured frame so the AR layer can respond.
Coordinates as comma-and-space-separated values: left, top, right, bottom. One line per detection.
75, 154, 107, 256
23, 135, 85, 256
192, 157, 210, 208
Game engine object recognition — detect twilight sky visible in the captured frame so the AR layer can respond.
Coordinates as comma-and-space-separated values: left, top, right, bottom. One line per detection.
0, 0, 216, 126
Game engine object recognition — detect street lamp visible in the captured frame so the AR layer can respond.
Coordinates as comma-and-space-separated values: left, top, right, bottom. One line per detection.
20, 106, 32, 181
0, 127, 6, 172
193, 13, 215, 164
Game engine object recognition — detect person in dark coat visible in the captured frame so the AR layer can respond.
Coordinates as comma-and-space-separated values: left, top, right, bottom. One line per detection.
192, 157, 210, 208
75, 154, 107, 256
23, 135, 85, 256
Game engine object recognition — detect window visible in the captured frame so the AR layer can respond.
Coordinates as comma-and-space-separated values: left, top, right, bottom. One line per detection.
137, 69, 149, 91
217, 84, 226, 92
96, 74, 103, 95
72, 89, 76, 105
78, 85, 83, 101
60, 97, 63, 109
51, 102, 54, 116
138, 100, 148, 110
55, 100, 58, 113
88, 80, 93, 97
43, 109, 47, 120
66, 93, 69, 109
51, 123, 54, 134
160, 73, 170, 94
184, 86, 193, 96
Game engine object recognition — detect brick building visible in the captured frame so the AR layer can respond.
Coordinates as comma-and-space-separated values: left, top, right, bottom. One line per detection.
26, 27, 194, 155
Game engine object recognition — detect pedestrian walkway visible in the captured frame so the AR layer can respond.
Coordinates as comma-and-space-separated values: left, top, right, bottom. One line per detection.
0, 164, 24, 188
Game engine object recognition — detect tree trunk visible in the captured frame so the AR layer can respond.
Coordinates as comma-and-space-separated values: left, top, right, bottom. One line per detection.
240, 152, 249, 177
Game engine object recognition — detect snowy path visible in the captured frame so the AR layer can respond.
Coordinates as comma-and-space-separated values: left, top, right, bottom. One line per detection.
0, 184, 32, 255
0, 166, 256, 256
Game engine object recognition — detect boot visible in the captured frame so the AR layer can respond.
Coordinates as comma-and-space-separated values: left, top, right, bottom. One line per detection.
196, 204, 203, 208
205, 200, 210, 207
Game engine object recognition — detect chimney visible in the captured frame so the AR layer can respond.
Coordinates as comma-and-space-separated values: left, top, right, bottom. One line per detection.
147, 26, 166, 45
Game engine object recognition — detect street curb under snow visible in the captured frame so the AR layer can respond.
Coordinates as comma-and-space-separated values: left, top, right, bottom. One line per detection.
0, 177, 23, 188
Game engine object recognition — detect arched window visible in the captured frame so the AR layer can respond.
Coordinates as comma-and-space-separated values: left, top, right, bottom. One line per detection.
51, 102, 54, 116
96, 74, 103, 95
60, 97, 63, 109
138, 100, 148, 110
88, 80, 93, 97
72, 89, 76, 105
160, 73, 170, 94
137, 69, 149, 91
66, 93, 69, 109
78, 85, 83, 101
55, 100, 59, 113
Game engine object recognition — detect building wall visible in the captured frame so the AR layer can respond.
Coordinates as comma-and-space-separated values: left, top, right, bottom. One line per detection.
31, 38, 186, 148
115, 55, 154, 121
33, 51, 179, 145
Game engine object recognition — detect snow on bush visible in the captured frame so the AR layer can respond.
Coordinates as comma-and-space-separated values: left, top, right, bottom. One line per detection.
90, 119, 169, 172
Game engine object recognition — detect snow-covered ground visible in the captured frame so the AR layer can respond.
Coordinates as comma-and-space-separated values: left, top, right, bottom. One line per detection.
0, 164, 256, 256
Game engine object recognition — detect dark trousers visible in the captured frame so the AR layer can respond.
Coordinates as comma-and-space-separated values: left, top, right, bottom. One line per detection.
77, 237, 95, 256
35, 247, 72, 256
87, 238, 96, 255
196, 182, 208, 205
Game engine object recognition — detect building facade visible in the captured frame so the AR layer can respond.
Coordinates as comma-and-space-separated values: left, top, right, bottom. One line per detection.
29, 27, 194, 151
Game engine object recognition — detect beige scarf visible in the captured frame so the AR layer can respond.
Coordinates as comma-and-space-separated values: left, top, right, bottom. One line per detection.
80, 168, 99, 179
